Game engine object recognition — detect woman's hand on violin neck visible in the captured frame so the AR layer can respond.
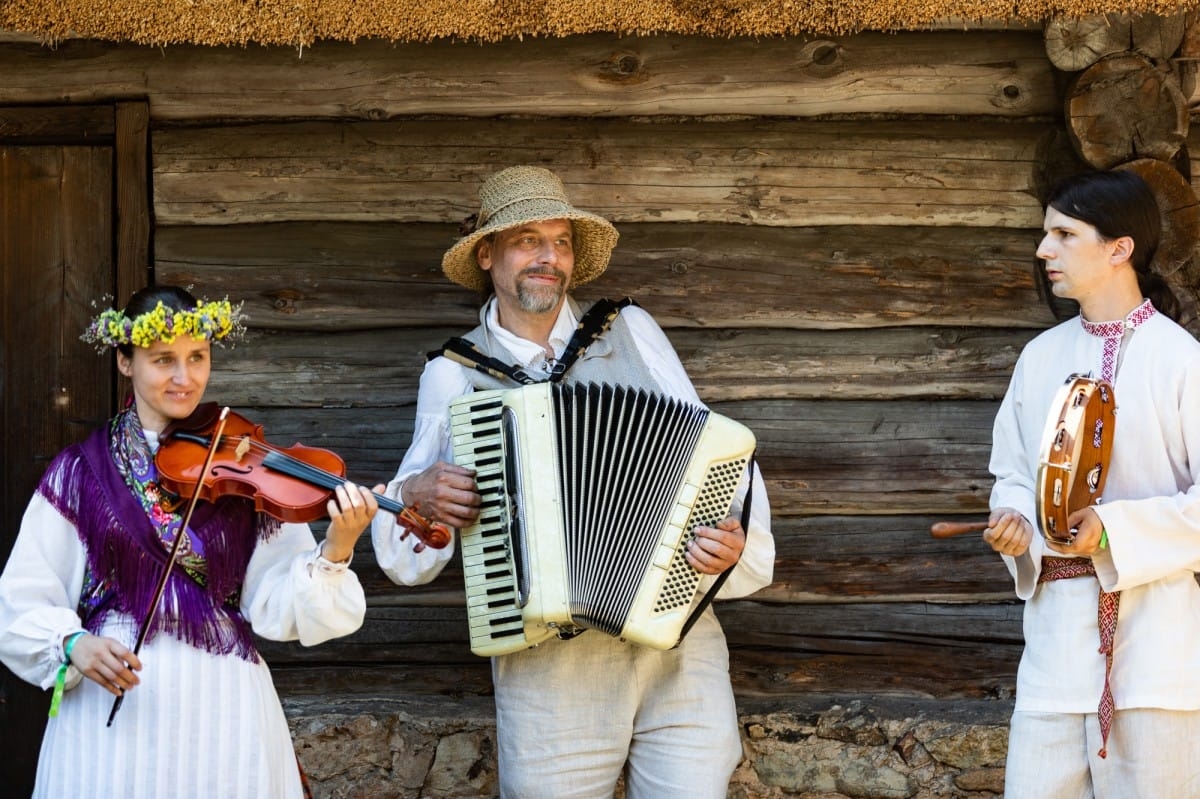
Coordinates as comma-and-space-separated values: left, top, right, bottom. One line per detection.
69, 633, 142, 697
321, 482, 383, 562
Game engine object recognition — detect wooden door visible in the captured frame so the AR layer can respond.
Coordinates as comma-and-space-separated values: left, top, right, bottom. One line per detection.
0, 103, 148, 799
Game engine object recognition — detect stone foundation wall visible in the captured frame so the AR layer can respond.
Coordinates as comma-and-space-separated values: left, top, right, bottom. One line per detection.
287, 695, 1011, 799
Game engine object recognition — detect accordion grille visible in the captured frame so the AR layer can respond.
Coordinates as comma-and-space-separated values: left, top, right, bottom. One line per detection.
551, 384, 709, 636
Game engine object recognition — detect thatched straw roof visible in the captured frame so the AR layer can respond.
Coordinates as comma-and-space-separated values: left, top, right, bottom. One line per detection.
0, 0, 1195, 47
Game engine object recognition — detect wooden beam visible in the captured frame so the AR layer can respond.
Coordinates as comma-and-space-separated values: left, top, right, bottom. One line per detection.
349, 513, 1017, 606
0, 103, 112, 142
260, 599, 1021, 700
155, 221, 1058, 331
151, 118, 1049, 227
228, 399, 998, 518
204, 325, 1032, 408
0, 32, 1058, 120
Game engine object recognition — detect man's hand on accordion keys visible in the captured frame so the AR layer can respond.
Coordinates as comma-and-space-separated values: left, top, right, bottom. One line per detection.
401, 461, 481, 531
685, 517, 746, 575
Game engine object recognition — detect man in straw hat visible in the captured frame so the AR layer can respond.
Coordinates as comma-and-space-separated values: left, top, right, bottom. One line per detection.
373, 165, 774, 797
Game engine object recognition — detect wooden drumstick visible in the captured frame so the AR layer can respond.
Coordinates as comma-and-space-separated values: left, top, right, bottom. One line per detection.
930, 520, 989, 538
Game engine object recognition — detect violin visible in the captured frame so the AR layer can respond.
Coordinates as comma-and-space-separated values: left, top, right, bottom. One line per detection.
154, 403, 450, 551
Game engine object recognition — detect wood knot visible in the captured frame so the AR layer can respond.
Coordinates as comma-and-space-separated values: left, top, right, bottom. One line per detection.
597, 51, 646, 85
991, 80, 1028, 111
798, 40, 844, 77
268, 290, 303, 314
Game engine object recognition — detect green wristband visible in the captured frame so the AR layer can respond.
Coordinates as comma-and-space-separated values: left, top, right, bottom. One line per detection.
1098, 529, 1108, 550
49, 632, 86, 718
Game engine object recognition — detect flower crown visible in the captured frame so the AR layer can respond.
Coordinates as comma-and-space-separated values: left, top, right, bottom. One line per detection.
81, 298, 247, 350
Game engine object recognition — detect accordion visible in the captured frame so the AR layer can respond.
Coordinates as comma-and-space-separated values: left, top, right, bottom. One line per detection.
449, 382, 756, 657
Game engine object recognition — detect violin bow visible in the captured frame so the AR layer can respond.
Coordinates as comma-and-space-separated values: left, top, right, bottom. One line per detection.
107, 407, 231, 727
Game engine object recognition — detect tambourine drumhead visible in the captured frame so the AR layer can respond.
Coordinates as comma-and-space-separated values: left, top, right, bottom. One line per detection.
1035, 375, 1115, 544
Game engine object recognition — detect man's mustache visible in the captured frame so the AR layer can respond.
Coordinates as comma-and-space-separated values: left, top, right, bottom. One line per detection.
519, 267, 567, 282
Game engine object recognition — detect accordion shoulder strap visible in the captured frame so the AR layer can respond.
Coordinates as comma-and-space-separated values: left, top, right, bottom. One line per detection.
429, 297, 638, 385
675, 453, 758, 647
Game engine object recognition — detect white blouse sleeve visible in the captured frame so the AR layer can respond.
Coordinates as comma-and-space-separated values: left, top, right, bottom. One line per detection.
0, 495, 89, 689
371, 356, 469, 586
239, 521, 366, 646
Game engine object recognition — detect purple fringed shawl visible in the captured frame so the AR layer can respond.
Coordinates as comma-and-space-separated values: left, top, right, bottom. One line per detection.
38, 421, 276, 662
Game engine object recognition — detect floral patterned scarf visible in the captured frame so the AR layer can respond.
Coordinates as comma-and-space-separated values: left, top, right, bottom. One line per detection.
38, 409, 279, 661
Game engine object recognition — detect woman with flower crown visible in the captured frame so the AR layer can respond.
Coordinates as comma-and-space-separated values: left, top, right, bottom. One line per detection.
0, 285, 379, 799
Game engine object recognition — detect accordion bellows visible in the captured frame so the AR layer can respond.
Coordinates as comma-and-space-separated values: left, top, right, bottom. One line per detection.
450, 382, 756, 656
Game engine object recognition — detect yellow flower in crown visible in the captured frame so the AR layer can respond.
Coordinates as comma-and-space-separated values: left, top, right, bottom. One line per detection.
82, 298, 246, 350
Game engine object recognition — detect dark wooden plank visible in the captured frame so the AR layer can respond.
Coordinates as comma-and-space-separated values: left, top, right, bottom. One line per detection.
1, 137, 114, 799
0, 104, 113, 142
348, 513, 1015, 607
740, 398, 998, 517
261, 600, 1022, 700
202, 325, 1030, 407
155, 222, 1057, 331
151, 118, 1048, 227
761, 514, 1012, 601
211, 399, 997, 518
114, 101, 151, 312
0, 32, 1057, 120
724, 604, 1021, 700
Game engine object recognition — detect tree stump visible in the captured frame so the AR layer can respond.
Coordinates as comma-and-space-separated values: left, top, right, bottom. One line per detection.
1131, 13, 1187, 61
1115, 157, 1200, 277
1045, 14, 1130, 72
1065, 54, 1188, 169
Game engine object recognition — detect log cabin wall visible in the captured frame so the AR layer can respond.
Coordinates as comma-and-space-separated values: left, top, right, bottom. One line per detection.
2, 18, 1197, 794
0, 20, 1075, 706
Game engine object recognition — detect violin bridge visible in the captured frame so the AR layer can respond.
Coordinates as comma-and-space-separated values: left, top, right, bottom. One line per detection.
235, 436, 251, 461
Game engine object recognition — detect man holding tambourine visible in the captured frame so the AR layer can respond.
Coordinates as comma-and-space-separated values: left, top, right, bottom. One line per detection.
984, 170, 1200, 798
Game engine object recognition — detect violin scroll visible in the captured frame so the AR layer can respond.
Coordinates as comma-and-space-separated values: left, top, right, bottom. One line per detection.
396, 507, 453, 552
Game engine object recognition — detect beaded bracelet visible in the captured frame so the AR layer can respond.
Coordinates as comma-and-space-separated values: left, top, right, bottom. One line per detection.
49, 632, 86, 718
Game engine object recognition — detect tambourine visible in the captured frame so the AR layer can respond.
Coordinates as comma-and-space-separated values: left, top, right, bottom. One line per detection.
1035, 374, 1115, 544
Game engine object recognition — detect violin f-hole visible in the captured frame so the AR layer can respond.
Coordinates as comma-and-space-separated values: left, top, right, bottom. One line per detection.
211, 464, 254, 477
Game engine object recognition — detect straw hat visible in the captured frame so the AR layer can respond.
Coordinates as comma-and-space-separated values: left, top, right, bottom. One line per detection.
442, 166, 619, 292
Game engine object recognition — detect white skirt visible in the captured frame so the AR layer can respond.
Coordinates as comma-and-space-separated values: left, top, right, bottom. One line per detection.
34, 614, 303, 799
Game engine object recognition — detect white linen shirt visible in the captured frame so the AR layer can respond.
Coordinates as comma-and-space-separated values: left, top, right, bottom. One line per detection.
372, 297, 775, 599
989, 311, 1200, 713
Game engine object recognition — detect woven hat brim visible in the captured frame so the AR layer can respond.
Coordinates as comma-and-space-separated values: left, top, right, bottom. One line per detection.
442, 205, 619, 292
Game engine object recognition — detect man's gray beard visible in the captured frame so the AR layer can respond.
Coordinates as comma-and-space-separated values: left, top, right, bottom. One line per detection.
517, 283, 564, 314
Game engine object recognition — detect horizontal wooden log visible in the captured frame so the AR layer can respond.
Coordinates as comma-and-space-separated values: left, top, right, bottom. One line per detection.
0, 104, 113, 142
724, 601, 1021, 699
151, 118, 1049, 227
204, 325, 1030, 409
241, 397, 997, 522
261, 600, 1021, 699
350, 513, 1017, 607
0, 32, 1056, 120
155, 222, 1058, 331
739, 398, 997, 517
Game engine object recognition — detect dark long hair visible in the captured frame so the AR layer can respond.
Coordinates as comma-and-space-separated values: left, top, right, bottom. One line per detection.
1042, 170, 1181, 322
115, 285, 200, 358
